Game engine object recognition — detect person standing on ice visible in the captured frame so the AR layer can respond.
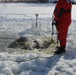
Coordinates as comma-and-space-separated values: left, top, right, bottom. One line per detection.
52, 0, 72, 54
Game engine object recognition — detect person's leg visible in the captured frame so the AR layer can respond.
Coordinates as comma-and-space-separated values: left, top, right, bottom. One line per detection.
55, 23, 69, 54
55, 35, 66, 54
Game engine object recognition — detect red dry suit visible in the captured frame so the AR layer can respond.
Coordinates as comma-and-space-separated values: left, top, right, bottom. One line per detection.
53, 0, 72, 46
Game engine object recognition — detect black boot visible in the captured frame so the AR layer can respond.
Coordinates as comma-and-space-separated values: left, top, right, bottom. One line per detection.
54, 46, 66, 54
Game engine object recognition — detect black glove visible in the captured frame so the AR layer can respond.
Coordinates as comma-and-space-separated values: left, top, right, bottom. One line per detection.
52, 20, 58, 26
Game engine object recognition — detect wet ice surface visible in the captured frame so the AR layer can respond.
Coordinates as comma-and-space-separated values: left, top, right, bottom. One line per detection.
0, 18, 52, 52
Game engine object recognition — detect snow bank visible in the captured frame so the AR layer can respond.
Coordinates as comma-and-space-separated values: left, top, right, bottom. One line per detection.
0, 50, 76, 75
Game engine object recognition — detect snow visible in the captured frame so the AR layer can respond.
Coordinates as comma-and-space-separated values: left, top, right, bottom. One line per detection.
0, 3, 76, 75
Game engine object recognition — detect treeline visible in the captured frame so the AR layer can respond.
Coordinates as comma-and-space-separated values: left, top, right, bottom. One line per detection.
0, 0, 76, 4
0, 0, 48, 2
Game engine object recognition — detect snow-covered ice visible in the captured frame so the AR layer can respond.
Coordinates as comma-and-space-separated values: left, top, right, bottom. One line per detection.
0, 3, 76, 75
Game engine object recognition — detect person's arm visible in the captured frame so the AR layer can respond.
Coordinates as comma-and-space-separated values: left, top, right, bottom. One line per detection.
52, 5, 64, 26
54, 7, 64, 21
